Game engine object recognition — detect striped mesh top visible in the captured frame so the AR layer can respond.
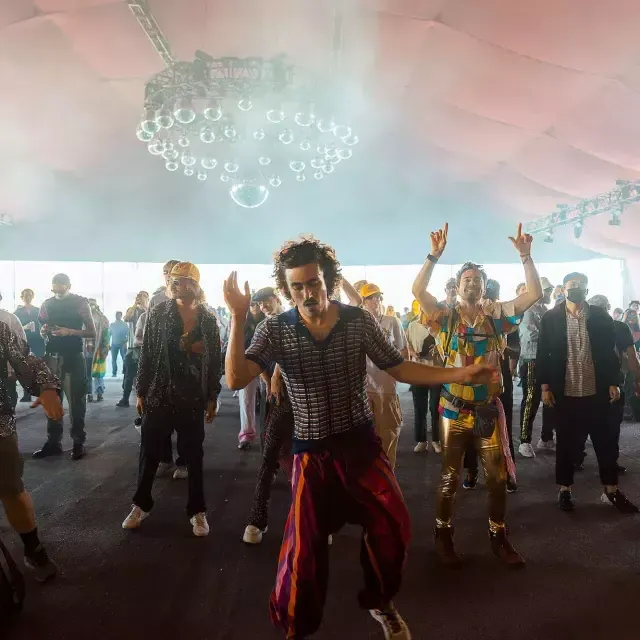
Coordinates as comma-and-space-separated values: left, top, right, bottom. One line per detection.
245, 303, 404, 448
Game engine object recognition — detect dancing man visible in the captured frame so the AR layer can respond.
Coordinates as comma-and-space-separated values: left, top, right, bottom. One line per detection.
123, 262, 222, 536
224, 237, 497, 640
413, 223, 542, 566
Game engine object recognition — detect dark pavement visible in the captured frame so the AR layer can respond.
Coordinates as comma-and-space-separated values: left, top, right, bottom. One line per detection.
2, 379, 640, 640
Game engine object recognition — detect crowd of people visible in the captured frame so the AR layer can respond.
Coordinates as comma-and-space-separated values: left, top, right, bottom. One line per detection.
1, 225, 639, 639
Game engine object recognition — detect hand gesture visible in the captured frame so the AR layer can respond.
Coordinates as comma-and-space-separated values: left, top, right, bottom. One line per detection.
460, 363, 499, 385
508, 223, 533, 257
542, 389, 555, 408
223, 271, 251, 317
609, 385, 620, 403
51, 327, 72, 337
136, 396, 145, 416
270, 373, 284, 405
430, 223, 448, 258
205, 398, 218, 423
31, 389, 64, 420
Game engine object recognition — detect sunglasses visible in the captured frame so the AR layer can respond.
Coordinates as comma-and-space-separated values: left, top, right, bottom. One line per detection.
366, 294, 383, 302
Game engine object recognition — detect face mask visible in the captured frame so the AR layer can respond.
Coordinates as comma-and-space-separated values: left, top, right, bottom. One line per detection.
566, 288, 586, 304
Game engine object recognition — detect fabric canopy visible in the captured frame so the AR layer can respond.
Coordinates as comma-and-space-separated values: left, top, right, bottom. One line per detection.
1, 1, 639, 277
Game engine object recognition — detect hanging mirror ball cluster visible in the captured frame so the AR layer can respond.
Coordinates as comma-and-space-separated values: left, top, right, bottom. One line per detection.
136, 97, 358, 208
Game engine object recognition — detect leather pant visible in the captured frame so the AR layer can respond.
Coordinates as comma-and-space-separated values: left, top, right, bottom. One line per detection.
436, 412, 507, 533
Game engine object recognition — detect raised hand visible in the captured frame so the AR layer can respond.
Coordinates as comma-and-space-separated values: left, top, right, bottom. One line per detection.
430, 223, 448, 258
223, 271, 251, 317
508, 223, 533, 257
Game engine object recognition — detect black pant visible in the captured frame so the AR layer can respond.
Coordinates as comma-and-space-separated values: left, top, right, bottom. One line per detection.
121, 350, 139, 401
465, 379, 515, 473
111, 344, 126, 375
553, 395, 617, 487
410, 385, 440, 442
578, 392, 624, 466
45, 353, 87, 446
519, 360, 554, 444
133, 406, 206, 517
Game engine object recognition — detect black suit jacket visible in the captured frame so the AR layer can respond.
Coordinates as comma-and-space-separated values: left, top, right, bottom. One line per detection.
536, 301, 619, 399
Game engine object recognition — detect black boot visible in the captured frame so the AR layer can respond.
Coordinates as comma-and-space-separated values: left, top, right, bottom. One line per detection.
32, 442, 63, 459
489, 528, 525, 567
434, 527, 463, 566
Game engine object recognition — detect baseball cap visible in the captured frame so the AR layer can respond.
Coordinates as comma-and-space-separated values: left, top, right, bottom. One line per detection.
588, 294, 609, 309
563, 272, 588, 286
360, 283, 382, 298
170, 262, 200, 284
540, 277, 553, 290
252, 287, 277, 303
52, 273, 71, 286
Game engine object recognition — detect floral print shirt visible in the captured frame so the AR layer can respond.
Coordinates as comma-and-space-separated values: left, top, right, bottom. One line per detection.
0, 321, 60, 438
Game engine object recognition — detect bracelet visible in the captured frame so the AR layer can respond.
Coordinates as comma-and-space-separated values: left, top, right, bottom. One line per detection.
427, 254, 439, 264
520, 253, 530, 259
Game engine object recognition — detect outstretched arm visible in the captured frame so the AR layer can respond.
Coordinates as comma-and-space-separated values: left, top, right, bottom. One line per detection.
508, 224, 543, 316
412, 223, 448, 318
388, 360, 497, 387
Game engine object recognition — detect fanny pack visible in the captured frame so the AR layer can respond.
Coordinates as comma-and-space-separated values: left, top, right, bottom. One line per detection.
441, 388, 498, 439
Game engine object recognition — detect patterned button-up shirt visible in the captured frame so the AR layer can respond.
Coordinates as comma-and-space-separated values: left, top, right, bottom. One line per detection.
136, 300, 222, 411
565, 304, 596, 397
245, 303, 404, 447
424, 300, 521, 418
0, 321, 60, 438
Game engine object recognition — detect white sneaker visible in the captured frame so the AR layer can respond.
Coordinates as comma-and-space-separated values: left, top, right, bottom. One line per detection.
413, 442, 427, 453
190, 513, 210, 537
536, 438, 556, 452
156, 461, 174, 478
173, 466, 188, 480
369, 602, 411, 639
519, 443, 536, 458
243, 524, 267, 544
431, 441, 442, 454
122, 505, 149, 530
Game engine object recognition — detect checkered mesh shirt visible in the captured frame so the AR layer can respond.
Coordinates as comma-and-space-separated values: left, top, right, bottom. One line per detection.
565, 305, 596, 397
245, 303, 404, 443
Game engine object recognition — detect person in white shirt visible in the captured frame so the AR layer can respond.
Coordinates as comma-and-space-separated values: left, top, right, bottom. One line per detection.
0, 291, 28, 409
360, 283, 408, 468
406, 306, 442, 454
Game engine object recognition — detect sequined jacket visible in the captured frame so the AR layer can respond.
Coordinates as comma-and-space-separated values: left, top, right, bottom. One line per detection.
0, 321, 60, 438
136, 300, 222, 410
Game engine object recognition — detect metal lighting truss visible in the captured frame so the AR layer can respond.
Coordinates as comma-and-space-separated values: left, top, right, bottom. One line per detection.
524, 179, 640, 240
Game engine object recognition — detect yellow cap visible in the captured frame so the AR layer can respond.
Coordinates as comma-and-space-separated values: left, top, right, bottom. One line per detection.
170, 262, 200, 284
360, 283, 382, 298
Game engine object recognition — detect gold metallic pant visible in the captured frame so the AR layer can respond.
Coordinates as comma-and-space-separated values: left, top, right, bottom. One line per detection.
436, 413, 506, 533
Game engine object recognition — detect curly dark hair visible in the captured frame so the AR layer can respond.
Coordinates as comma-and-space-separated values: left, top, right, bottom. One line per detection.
273, 236, 342, 300
455, 262, 487, 287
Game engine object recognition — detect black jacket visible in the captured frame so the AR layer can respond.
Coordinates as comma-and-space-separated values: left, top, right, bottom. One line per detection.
536, 301, 619, 399
136, 300, 222, 411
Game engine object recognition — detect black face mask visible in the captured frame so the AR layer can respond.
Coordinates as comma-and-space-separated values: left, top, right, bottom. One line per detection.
566, 288, 587, 304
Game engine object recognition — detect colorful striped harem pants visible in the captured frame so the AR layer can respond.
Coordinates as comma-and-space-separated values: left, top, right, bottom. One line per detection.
269, 437, 411, 639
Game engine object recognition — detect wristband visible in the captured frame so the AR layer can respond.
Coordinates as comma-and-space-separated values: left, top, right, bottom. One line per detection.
427, 254, 439, 264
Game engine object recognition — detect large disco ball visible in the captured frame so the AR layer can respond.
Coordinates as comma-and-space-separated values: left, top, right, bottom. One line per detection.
229, 181, 270, 208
